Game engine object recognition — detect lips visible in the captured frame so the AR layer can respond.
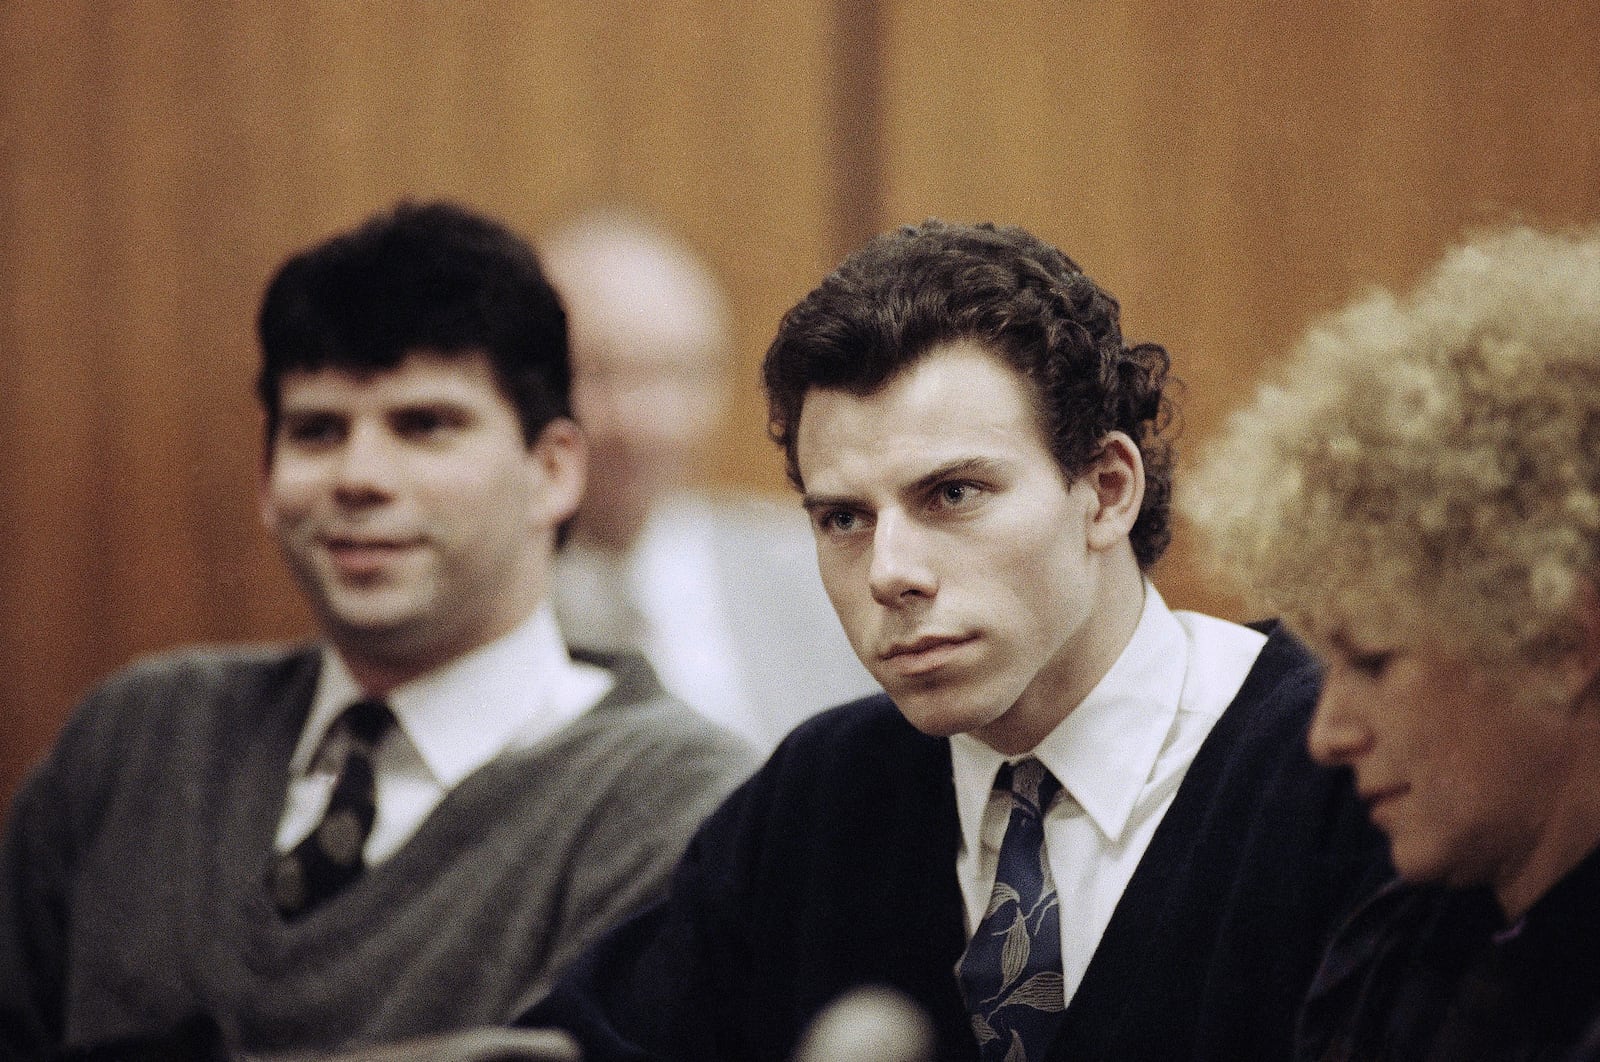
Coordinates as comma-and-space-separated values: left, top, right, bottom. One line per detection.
879, 633, 977, 676
322, 534, 424, 576
1359, 784, 1409, 823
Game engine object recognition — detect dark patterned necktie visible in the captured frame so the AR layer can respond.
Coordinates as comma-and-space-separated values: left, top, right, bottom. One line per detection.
269, 697, 394, 918
955, 758, 1067, 1062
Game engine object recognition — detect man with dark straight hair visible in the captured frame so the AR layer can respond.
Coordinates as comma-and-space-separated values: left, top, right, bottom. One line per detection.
0, 200, 754, 1059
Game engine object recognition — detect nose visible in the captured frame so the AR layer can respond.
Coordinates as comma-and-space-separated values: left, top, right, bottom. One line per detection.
1306, 675, 1373, 767
867, 511, 937, 607
331, 421, 399, 504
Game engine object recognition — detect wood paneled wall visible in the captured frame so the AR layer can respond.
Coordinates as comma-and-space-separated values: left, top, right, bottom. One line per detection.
875, 0, 1600, 618
3, 0, 1598, 802
0, 1, 843, 798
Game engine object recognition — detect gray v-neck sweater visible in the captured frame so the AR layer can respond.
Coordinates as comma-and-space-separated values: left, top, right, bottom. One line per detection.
0, 643, 756, 1058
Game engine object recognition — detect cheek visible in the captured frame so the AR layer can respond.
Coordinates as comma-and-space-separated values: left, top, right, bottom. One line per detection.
816, 551, 868, 634
479, 462, 558, 535
1448, 720, 1563, 823
999, 533, 1091, 629
1401, 741, 1510, 859
260, 476, 316, 529
1394, 780, 1515, 888
422, 458, 506, 500
1417, 699, 1520, 795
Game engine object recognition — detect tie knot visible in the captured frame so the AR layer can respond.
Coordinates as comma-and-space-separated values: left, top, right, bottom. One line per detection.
997, 757, 1061, 816
340, 697, 394, 747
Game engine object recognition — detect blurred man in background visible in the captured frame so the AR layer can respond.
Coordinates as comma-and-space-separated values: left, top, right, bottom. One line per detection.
0, 201, 754, 1059
540, 212, 876, 749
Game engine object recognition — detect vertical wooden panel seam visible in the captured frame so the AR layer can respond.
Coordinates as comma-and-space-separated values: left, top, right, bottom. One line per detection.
827, 0, 887, 260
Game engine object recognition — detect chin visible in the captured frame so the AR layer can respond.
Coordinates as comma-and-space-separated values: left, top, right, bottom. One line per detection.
325, 610, 420, 641
885, 684, 1005, 739
321, 582, 426, 622
323, 600, 431, 644
1386, 838, 1452, 886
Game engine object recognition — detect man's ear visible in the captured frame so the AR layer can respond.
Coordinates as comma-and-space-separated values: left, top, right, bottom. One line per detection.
527, 417, 588, 529
1083, 431, 1145, 551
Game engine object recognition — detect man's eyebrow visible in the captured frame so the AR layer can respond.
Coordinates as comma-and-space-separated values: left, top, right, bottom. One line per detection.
278, 404, 343, 419
906, 456, 1004, 495
801, 491, 856, 514
801, 457, 1005, 512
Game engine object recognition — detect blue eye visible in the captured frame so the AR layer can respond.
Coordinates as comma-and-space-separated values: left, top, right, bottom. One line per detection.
809, 507, 868, 536
934, 481, 982, 509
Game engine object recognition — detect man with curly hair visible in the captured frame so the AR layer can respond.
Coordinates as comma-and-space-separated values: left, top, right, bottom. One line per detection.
1187, 226, 1600, 1062
516, 220, 1388, 1062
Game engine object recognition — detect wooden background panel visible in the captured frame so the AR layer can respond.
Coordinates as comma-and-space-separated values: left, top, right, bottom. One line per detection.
875, 0, 1600, 619
0, 0, 838, 801
5, 0, 1600, 805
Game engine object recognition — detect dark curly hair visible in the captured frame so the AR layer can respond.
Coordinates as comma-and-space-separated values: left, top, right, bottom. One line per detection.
256, 199, 570, 449
763, 219, 1176, 569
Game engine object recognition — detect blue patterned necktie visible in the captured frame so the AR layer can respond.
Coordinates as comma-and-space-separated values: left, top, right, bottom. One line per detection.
956, 757, 1066, 1062
269, 697, 393, 918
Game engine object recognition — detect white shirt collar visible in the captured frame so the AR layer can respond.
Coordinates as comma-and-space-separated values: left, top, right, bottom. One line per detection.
292, 606, 611, 787
951, 581, 1188, 845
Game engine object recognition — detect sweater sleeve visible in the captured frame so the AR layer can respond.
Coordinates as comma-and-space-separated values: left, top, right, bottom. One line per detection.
0, 760, 73, 1060
0, 669, 138, 1061
0, 652, 247, 1060
514, 757, 777, 1062
519, 715, 760, 1015
514, 697, 965, 1062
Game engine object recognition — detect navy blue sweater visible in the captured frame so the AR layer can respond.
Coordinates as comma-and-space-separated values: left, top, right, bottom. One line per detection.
520, 623, 1390, 1061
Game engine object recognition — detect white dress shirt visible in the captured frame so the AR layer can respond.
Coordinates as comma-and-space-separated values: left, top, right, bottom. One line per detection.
627, 499, 757, 741
554, 496, 764, 746
274, 605, 613, 864
949, 583, 1267, 1006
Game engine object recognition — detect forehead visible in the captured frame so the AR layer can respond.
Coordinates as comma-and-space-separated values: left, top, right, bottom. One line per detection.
795, 341, 1053, 491
557, 244, 728, 375
569, 304, 720, 380
277, 349, 506, 408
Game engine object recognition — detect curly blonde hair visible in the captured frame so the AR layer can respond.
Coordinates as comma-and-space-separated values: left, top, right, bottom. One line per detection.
1185, 226, 1600, 670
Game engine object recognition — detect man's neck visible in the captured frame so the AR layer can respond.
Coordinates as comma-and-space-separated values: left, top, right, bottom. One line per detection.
974, 566, 1148, 756
333, 606, 544, 698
